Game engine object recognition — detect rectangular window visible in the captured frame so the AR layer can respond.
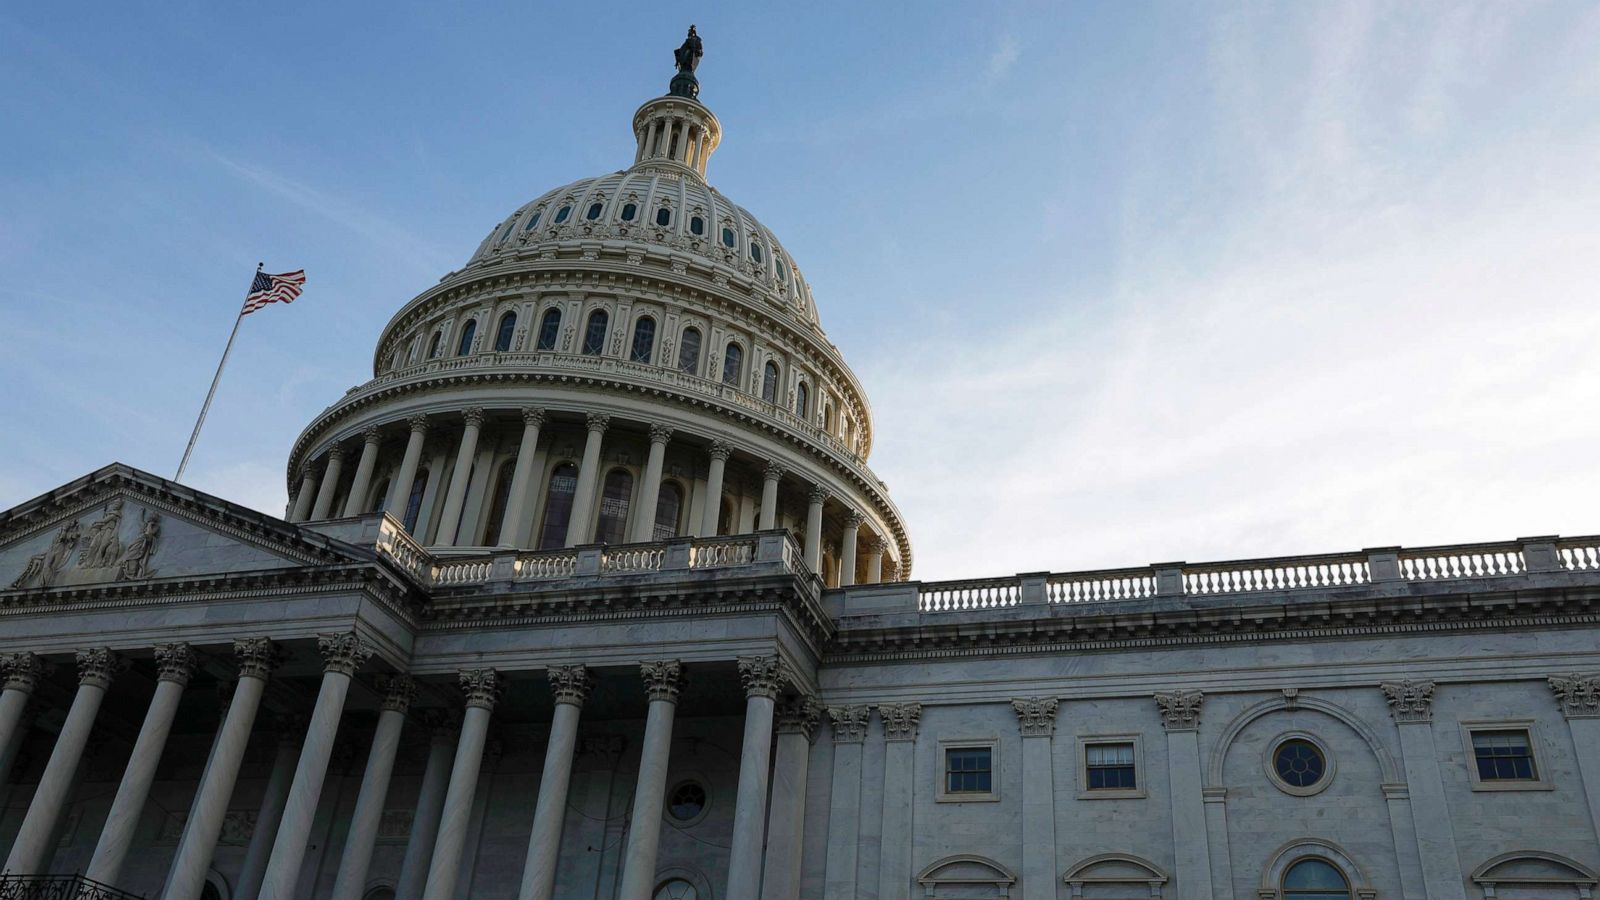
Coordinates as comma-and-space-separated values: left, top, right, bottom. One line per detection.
1086, 742, 1137, 790
944, 747, 992, 795
1472, 729, 1537, 781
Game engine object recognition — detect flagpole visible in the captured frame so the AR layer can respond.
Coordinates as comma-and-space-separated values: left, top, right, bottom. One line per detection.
174, 263, 259, 482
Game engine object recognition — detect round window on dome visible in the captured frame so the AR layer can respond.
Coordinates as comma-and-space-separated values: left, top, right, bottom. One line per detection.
690, 216, 705, 236
667, 780, 707, 823
621, 203, 637, 221
554, 205, 571, 223
586, 202, 604, 220
1267, 734, 1334, 796
656, 207, 672, 227
721, 227, 735, 248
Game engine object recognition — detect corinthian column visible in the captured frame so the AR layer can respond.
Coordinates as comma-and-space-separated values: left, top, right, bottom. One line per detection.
434, 407, 486, 547
699, 440, 732, 536
163, 638, 277, 900
617, 660, 684, 900
4, 648, 117, 877
516, 665, 592, 900
759, 462, 784, 530
726, 656, 785, 899
1013, 697, 1058, 900
497, 408, 546, 546
331, 675, 418, 900
387, 415, 431, 521
289, 467, 318, 522
235, 719, 302, 900
1550, 673, 1600, 851
1380, 679, 1467, 900
630, 425, 674, 542
822, 705, 870, 900
839, 511, 863, 587
395, 712, 457, 900
343, 427, 384, 517
310, 446, 347, 520
1155, 689, 1215, 900
258, 633, 373, 900
85, 644, 196, 886
761, 695, 820, 900
565, 414, 610, 546
804, 486, 828, 574
0, 652, 41, 788
421, 669, 501, 900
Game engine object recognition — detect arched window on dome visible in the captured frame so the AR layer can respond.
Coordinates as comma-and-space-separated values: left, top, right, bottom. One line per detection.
595, 469, 634, 545
656, 207, 672, 227
721, 227, 736, 248
762, 361, 780, 404
494, 311, 517, 352
677, 327, 702, 375
402, 468, 429, 533
586, 202, 604, 221
480, 458, 518, 546
690, 216, 705, 236
653, 481, 684, 540
536, 308, 561, 351
722, 342, 743, 387
630, 316, 656, 363
427, 330, 443, 359
582, 310, 608, 356
553, 205, 571, 223
775, 254, 787, 281
750, 242, 763, 263
1282, 859, 1351, 900
795, 381, 809, 419
537, 463, 579, 550
621, 203, 638, 221
497, 219, 516, 243
456, 320, 477, 356
524, 209, 543, 231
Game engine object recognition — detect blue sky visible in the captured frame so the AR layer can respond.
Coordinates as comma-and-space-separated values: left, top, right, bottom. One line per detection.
3, 3, 1599, 579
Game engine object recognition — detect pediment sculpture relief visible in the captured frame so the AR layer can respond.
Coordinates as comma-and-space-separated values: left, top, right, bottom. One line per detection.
8, 498, 162, 590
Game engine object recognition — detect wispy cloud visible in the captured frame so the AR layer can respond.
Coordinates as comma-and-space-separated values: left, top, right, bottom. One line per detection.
987, 34, 1020, 82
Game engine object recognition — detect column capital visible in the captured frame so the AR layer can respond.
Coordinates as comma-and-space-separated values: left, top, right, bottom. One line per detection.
1380, 679, 1435, 724
325, 444, 347, 463
708, 439, 733, 461
233, 637, 280, 680
640, 659, 684, 703
459, 668, 502, 710
318, 631, 373, 676
1011, 696, 1058, 737
860, 534, 885, 554
1548, 673, 1600, 720
649, 423, 675, 444
522, 406, 547, 427
737, 655, 786, 699
406, 414, 430, 435
585, 412, 611, 433
775, 695, 822, 741
154, 642, 197, 685
828, 705, 871, 743
807, 485, 830, 506
1154, 689, 1204, 731
843, 509, 866, 529
76, 647, 119, 689
361, 425, 383, 444
763, 461, 786, 482
548, 664, 593, 707
879, 702, 922, 742
1, 652, 42, 693
377, 674, 418, 714
461, 406, 486, 428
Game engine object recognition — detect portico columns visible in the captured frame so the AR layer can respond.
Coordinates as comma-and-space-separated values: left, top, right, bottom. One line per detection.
839, 511, 863, 587
630, 425, 673, 543
258, 632, 373, 900
1381, 680, 1468, 900
343, 427, 383, 517
395, 712, 457, 900
498, 408, 546, 545
759, 462, 784, 530
310, 446, 346, 520
331, 675, 418, 900
289, 468, 318, 522
1155, 690, 1215, 900
421, 669, 502, 900
617, 660, 685, 900
805, 486, 828, 574
761, 695, 821, 900
1013, 698, 1059, 900
516, 665, 592, 900
434, 407, 486, 547
699, 439, 732, 536
235, 719, 302, 900
0, 652, 41, 788
85, 644, 196, 886
163, 638, 277, 900
387, 415, 431, 522
4, 648, 117, 877
863, 537, 884, 585
726, 656, 785, 899
566, 414, 610, 546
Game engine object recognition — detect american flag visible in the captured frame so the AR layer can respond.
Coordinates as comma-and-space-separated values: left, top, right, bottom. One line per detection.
240, 268, 306, 315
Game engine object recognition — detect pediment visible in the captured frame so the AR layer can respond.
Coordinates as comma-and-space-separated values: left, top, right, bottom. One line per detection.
0, 465, 369, 593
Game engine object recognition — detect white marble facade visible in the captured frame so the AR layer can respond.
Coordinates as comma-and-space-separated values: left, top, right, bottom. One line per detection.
3, 36, 1600, 900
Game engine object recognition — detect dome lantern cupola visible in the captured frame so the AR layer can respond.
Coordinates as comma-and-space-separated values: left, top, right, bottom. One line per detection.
632, 26, 721, 178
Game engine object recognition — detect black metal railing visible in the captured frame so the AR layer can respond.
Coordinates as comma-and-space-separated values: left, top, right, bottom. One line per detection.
0, 874, 145, 900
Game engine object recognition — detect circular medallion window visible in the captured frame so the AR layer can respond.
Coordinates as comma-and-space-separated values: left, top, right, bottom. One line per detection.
667, 780, 708, 824
653, 879, 698, 900
1266, 733, 1335, 796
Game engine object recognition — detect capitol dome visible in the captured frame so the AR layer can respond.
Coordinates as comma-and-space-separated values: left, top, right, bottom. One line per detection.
284, 54, 911, 582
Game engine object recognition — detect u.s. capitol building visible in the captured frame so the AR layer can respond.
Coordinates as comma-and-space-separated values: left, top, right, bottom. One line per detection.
3, 31, 1599, 900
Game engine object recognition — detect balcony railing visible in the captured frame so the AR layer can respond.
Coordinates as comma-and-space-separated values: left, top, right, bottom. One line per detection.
832, 534, 1600, 614
0, 874, 145, 900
